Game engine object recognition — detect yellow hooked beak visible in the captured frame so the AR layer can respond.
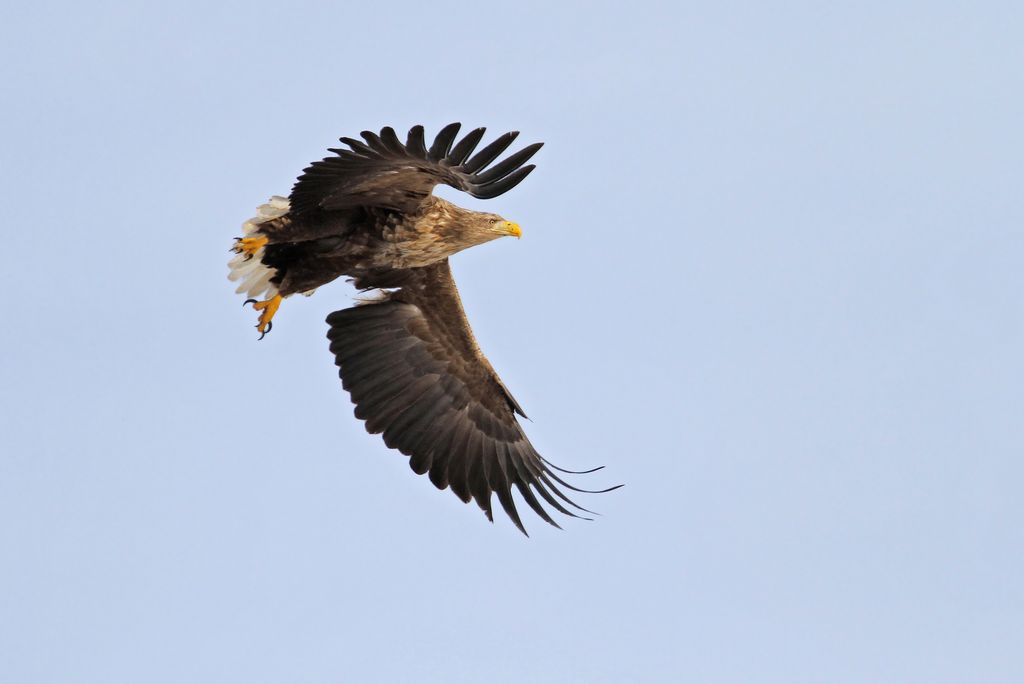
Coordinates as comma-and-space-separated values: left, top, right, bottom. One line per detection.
500, 221, 522, 239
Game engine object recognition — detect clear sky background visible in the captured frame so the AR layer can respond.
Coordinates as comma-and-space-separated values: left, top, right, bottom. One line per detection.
2, 1, 1022, 682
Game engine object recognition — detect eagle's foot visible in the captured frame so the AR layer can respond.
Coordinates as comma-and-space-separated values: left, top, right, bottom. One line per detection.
233, 235, 269, 259
243, 294, 282, 340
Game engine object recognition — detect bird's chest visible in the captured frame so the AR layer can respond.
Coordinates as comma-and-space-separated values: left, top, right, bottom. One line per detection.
375, 219, 455, 269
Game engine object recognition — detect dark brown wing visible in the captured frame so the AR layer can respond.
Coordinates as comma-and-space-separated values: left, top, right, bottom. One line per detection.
290, 123, 544, 216
325, 261, 617, 534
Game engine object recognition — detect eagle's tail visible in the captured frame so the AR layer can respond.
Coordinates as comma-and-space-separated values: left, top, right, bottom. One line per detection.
227, 196, 289, 300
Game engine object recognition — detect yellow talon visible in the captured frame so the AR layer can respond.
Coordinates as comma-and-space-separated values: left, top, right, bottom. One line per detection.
247, 294, 282, 338
234, 235, 269, 257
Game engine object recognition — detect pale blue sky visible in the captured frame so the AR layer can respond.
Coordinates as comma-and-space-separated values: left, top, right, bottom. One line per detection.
2, 2, 1022, 682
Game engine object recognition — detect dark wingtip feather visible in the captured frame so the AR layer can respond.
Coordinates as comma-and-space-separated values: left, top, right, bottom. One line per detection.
514, 482, 562, 530
532, 480, 592, 521
539, 474, 599, 515
459, 131, 519, 174
406, 125, 427, 158
378, 126, 406, 156
359, 130, 385, 154
545, 468, 624, 495
446, 127, 486, 167
472, 165, 537, 199
494, 485, 529, 536
339, 136, 376, 157
473, 142, 544, 185
428, 122, 462, 161
540, 457, 606, 475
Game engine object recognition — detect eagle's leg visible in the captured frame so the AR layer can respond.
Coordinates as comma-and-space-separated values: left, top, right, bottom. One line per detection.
244, 294, 282, 340
233, 235, 269, 259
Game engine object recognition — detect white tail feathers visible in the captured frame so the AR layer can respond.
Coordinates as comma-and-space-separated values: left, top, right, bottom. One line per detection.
227, 196, 289, 300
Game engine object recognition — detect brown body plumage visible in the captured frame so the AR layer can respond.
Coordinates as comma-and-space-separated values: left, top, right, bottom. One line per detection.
258, 197, 515, 294
227, 123, 618, 534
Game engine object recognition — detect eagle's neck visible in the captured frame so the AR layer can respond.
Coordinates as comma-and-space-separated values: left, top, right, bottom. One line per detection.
385, 198, 496, 269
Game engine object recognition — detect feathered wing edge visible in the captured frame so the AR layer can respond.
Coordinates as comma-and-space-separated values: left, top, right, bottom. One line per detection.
324, 264, 620, 535
290, 123, 544, 215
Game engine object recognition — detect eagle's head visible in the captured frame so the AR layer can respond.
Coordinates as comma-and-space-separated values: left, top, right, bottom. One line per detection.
428, 199, 522, 253
471, 211, 522, 241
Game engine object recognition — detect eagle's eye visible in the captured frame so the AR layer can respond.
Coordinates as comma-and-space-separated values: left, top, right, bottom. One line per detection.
490, 218, 498, 225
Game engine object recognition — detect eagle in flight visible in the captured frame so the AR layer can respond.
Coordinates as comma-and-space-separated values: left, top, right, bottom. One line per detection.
228, 123, 618, 534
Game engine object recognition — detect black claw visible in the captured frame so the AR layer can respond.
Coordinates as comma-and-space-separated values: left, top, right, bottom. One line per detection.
243, 299, 257, 307
257, 320, 272, 340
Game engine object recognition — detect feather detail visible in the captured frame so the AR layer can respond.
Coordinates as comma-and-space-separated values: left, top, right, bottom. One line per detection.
227, 196, 289, 300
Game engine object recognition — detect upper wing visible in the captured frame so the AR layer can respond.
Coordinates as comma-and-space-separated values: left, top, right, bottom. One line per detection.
290, 123, 544, 216
325, 261, 617, 534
